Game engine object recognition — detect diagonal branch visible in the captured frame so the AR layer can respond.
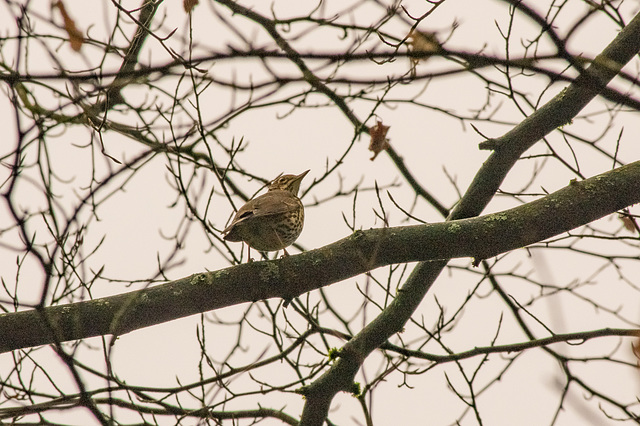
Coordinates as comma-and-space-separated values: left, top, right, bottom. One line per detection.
298, 9, 640, 426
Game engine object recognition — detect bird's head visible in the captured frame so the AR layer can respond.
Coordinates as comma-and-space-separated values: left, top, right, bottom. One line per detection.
268, 170, 310, 195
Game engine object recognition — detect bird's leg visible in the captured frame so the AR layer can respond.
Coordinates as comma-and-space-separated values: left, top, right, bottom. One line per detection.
246, 244, 254, 262
270, 227, 289, 258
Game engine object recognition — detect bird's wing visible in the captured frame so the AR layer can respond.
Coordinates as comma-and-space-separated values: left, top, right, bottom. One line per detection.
250, 192, 300, 217
222, 191, 299, 234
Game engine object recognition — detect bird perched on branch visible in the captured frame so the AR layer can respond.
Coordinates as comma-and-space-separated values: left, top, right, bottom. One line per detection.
222, 170, 309, 260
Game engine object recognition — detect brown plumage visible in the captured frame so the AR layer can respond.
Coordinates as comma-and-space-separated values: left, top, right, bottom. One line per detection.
222, 170, 309, 259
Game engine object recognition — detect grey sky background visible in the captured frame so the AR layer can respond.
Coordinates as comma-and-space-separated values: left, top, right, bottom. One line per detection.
1, 0, 640, 424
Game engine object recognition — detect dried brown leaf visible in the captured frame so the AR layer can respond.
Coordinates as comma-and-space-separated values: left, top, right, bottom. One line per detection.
368, 120, 391, 161
53, 1, 84, 52
619, 213, 639, 233
184, 0, 199, 13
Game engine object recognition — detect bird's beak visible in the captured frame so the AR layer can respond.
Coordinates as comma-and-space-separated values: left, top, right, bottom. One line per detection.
296, 170, 310, 181
289, 170, 310, 195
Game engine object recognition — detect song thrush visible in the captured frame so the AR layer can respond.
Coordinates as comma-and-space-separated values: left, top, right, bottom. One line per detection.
222, 170, 309, 259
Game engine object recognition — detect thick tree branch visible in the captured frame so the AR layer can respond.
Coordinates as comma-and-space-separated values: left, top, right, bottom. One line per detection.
1, 160, 639, 353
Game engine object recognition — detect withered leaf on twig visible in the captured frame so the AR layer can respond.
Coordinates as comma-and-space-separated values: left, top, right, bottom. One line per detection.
619, 212, 639, 233
53, 1, 84, 52
184, 0, 199, 13
368, 120, 391, 161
